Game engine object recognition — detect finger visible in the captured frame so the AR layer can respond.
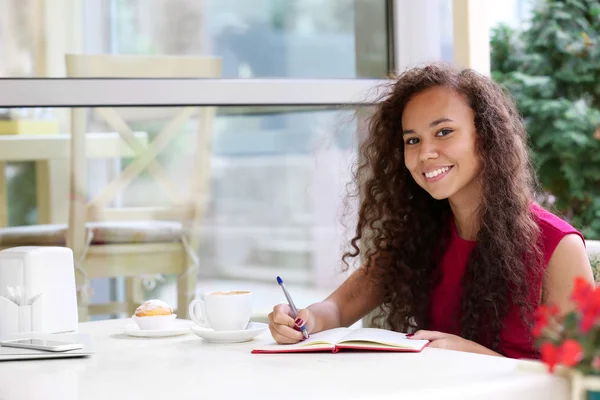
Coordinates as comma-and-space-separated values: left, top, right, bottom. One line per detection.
271, 305, 296, 327
273, 303, 295, 318
426, 340, 445, 349
269, 325, 301, 344
268, 311, 300, 337
268, 313, 298, 343
408, 330, 447, 341
295, 309, 311, 331
271, 322, 304, 342
269, 326, 299, 344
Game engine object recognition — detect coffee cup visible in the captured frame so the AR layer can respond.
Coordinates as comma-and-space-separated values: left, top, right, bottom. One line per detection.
188, 291, 252, 331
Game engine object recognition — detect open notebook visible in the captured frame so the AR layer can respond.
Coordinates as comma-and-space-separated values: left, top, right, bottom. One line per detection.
252, 327, 429, 354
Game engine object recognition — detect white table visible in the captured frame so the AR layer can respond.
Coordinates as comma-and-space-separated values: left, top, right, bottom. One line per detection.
0, 319, 570, 400
0, 132, 148, 227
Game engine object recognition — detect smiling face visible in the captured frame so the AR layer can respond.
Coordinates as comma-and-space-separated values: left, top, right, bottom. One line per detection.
402, 86, 482, 202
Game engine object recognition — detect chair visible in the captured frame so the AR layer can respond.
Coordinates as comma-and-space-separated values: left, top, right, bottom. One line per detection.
586, 240, 600, 284
0, 54, 221, 321
587, 240, 600, 257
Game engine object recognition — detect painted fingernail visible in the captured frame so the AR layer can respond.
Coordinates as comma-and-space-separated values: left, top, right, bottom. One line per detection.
295, 319, 304, 327
295, 317, 301, 324
293, 326, 301, 332
406, 333, 414, 338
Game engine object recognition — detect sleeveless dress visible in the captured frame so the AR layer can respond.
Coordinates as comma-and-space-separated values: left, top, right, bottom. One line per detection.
429, 203, 584, 359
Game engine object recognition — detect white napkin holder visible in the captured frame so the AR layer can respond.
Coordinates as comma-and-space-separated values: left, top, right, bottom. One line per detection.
0, 294, 44, 336
0, 246, 78, 335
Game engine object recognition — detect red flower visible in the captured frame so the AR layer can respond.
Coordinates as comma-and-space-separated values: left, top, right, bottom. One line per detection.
559, 339, 583, 367
533, 304, 560, 337
568, 277, 600, 333
541, 342, 559, 373
580, 290, 600, 333
540, 340, 583, 373
571, 276, 594, 309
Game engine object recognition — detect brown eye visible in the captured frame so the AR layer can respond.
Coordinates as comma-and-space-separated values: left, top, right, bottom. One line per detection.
405, 137, 419, 145
436, 129, 453, 137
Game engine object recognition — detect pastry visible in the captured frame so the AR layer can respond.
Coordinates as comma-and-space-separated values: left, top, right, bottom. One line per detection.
134, 299, 174, 317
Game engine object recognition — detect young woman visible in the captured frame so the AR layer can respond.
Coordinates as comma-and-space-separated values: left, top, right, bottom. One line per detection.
268, 63, 594, 359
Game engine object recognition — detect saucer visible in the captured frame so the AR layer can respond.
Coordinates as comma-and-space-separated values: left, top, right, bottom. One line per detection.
122, 319, 193, 338
190, 322, 268, 343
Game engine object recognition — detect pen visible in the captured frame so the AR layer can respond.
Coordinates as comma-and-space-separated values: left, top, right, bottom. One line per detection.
276, 276, 309, 339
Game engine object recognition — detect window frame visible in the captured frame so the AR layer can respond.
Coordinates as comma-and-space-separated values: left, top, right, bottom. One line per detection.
0, 78, 387, 108
0, 0, 490, 107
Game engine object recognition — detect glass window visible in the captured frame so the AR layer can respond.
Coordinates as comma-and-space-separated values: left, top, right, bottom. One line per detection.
0, 0, 387, 321
439, 0, 454, 62
0, 1, 36, 77
488, 0, 533, 29
1, 105, 369, 315
392, 0, 454, 70
85, 0, 391, 78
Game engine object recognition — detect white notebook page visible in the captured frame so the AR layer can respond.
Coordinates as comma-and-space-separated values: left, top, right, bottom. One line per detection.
253, 327, 352, 351
300, 327, 352, 346
338, 328, 427, 349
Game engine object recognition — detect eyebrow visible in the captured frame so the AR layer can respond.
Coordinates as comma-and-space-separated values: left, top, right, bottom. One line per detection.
402, 118, 454, 135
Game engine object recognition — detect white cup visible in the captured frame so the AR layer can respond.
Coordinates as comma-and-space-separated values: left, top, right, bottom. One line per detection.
188, 291, 252, 331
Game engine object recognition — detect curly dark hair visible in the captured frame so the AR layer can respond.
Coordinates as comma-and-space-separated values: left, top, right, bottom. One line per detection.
343, 63, 544, 351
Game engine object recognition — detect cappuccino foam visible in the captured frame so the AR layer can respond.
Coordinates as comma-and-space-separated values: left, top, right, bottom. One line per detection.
210, 290, 250, 296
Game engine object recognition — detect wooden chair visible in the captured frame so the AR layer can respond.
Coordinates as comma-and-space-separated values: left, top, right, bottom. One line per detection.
0, 54, 221, 321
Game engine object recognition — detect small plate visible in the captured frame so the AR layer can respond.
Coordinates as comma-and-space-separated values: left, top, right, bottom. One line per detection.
122, 319, 193, 338
190, 322, 268, 343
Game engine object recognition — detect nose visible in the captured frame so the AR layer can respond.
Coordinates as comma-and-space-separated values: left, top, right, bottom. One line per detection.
418, 141, 439, 162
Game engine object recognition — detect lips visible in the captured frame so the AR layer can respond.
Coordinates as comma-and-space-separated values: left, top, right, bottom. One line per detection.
423, 166, 453, 182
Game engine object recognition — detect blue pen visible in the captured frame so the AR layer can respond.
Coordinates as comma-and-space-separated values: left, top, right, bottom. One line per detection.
277, 276, 309, 339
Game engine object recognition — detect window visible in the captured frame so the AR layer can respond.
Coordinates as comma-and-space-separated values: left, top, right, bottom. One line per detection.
84, 0, 392, 78
0, 0, 478, 319
488, 0, 533, 29
0, 102, 369, 314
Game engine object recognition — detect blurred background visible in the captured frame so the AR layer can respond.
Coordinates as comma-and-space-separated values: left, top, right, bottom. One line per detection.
0, 0, 598, 322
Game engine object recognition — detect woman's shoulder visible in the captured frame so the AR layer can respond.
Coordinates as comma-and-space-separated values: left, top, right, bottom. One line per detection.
530, 202, 586, 264
530, 205, 595, 310
530, 203, 584, 238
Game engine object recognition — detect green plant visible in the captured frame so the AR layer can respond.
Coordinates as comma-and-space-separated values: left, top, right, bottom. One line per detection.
490, 0, 600, 239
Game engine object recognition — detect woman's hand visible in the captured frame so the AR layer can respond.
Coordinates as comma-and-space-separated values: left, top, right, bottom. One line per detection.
268, 304, 312, 344
408, 330, 503, 357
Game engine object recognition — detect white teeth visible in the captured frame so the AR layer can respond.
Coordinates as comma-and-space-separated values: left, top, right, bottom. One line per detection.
425, 167, 450, 179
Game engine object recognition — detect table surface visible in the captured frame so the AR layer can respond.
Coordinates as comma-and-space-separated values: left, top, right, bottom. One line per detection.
0, 319, 569, 400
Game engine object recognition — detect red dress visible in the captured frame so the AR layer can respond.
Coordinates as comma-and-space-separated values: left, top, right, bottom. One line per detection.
429, 203, 584, 359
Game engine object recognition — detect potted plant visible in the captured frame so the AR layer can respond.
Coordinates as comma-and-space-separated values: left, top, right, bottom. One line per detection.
534, 276, 600, 399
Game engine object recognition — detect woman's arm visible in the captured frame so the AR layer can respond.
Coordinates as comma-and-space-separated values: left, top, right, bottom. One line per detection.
306, 263, 385, 334
543, 233, 595, 312
408, 330, 504, 357
268, 258, 385, 344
